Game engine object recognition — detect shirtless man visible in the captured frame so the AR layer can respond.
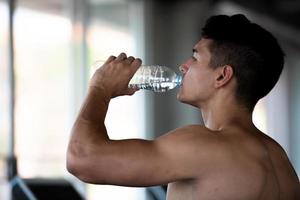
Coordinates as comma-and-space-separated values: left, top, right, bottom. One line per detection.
67, 14, 300, 199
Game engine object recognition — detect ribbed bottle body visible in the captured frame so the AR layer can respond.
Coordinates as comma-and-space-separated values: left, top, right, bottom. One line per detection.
128, 66, 182, 92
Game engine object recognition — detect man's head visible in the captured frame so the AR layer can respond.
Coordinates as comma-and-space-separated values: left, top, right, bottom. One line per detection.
200, 14, 285, 110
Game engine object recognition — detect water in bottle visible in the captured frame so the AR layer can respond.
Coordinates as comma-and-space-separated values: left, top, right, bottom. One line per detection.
128, 65, 182, 92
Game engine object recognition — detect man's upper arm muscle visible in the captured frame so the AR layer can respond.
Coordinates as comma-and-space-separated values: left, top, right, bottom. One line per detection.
67, 125, 218, 187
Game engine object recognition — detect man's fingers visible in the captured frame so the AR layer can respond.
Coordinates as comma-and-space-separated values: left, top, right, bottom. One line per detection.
104, 55, 116, 65
131, 58, 142, 70
124, 56, 135, 64
115, 53, 127, 61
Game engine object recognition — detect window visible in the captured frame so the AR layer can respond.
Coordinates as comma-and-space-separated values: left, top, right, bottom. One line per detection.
14, 2, 72, 178
0, 1, 10, 199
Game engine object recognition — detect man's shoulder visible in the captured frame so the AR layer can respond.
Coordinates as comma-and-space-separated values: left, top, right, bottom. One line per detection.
156, 124, 228, 156
165, 124, 218, 136
158, 124, 223, 144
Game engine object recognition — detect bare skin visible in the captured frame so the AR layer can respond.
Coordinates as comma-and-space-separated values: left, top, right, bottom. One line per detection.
67, 39, 300, 199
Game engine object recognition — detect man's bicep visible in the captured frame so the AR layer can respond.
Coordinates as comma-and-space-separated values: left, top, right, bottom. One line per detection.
70, 125, 217, 186
77, 138, 175, 186
76, 132, 196, 187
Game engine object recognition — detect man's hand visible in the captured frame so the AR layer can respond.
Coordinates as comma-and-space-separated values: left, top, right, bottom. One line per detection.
89, 53, 142, 99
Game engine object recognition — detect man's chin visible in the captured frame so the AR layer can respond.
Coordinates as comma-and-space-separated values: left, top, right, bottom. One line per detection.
177, 92, 199, 108
177, 92, 188, 104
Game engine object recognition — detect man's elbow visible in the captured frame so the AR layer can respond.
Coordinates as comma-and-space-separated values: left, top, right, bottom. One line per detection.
66, 150, 89, 180
66, 153, 105, 184
66, 141, 89, 177
66, 154, 77, 174
66, 153, 83, 178
66, 157, 88, 183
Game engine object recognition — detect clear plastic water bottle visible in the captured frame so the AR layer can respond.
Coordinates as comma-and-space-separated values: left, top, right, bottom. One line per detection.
128, 65, 182, 92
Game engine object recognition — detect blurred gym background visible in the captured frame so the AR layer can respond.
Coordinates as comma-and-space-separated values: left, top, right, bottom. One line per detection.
1, 0, 299, 199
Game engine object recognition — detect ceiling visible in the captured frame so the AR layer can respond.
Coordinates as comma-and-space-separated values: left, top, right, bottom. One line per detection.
10, 0, 300, 28
227, 0, 300, 28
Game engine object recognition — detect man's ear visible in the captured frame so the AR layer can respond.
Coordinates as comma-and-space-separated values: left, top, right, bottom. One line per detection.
214, 65, 234, 88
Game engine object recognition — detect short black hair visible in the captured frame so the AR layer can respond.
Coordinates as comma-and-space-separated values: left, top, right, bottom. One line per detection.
201, 14, 285, 110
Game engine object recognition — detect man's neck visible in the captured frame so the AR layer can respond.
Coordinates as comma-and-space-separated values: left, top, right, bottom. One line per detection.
200, 96, 254, 131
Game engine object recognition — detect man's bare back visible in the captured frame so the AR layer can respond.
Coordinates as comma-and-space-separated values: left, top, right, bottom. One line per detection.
166, 125, 299, 200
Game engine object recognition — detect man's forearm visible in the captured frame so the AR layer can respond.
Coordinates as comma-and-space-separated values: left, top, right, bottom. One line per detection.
66, 86, 110, 179
80, 86, 110, 125
70, 86, 111, 151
